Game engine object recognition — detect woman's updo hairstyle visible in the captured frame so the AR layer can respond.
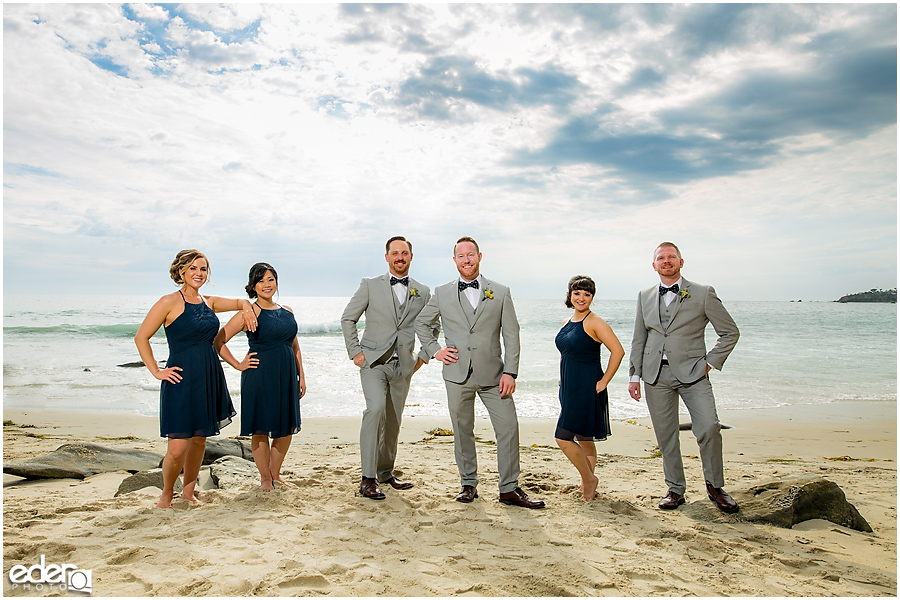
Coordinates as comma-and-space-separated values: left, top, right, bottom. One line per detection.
565, 275, 596, 308
246, 262, 278, 299
169, 249, 209, 285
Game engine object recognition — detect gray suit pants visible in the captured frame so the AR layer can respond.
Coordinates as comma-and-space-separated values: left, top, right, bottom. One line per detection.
359, 358, 410, 481
445, 374, 520, 493
645, 365, 724, 494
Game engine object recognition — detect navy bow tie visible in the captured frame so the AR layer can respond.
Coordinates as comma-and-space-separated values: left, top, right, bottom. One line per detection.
659, 284, 680, 296
458, 280, 479, 291
390, 276, 409, 286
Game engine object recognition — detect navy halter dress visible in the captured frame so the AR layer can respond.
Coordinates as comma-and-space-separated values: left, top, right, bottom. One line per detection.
555, 318, 612, 441
159, 292, 235, 438
240, 306, 302, 438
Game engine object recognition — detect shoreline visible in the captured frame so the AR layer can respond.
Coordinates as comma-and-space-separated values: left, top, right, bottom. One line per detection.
3, 400, 896, 596
3, 399, 895, 460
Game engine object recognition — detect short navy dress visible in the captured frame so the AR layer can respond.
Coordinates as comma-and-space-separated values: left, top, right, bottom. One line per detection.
240, 306, 302, 438
555, 318, 612, 441
159, 293, 235, 438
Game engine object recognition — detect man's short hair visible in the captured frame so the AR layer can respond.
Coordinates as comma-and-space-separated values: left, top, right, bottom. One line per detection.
386, 236, 412, 253
454, 236, 479, 254
654, 242, 681, 259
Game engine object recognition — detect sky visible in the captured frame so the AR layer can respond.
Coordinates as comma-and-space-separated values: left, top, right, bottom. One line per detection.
3, 3, 897, 301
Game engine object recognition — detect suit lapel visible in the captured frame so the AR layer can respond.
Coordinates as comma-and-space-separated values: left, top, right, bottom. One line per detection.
645, 287, 662, 330
398, 277, 417, 324
381, 274, 400, 326
472, 278, 489, 325
666, 279, 688, 327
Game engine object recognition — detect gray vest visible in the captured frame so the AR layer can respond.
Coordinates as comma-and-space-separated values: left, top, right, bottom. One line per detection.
392, 287, 405, 319
659, 294, 675, 361
375, 288, 404, 364
659, 294, 675, 329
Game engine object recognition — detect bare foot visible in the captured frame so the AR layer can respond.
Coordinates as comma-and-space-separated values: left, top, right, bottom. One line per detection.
582, 475, 599, 501
273, 476, 296, 489
156, 490, 174, 509
181, 492, 204, 506
260, 479, 275, 492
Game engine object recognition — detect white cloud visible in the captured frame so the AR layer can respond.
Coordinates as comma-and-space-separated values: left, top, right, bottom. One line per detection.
128, 3, 168, 23
3, 3, 896, 300
178, 3, 264, 32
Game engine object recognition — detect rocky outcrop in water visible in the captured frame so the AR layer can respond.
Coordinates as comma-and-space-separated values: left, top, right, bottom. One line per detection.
837, 288, 897, 303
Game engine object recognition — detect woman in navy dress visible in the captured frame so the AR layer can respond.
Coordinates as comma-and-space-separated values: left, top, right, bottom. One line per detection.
555, 275, 624, 501
135, 249, 257, 508
215, 262, 306, 491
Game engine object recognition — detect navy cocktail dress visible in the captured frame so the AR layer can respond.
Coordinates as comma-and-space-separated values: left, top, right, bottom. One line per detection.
159, 293, 235, 438
555, 318, 612, 441
240, 306, 302, 438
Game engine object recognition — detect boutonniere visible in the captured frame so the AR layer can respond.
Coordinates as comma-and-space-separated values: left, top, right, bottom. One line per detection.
409, 287, 420, 298
679, 289, 691, 301
483, 288, 494, 301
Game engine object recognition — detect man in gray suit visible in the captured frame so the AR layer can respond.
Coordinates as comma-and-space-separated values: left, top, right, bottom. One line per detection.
342, 236, 434, 500
416, 236, 544, 508
628, 242, 740, 513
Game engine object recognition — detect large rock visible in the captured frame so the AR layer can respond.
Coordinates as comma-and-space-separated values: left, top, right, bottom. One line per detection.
115, 466, 219, 496
683, 474, 872, 532
203, 438, 253, 464
115, 469, 182, 496
209, 456, 259, 490
3, 443, 163, 480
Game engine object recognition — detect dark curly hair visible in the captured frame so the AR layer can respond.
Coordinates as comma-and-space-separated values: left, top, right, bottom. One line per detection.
245, 262, 278, 299
565, 275, 596, 308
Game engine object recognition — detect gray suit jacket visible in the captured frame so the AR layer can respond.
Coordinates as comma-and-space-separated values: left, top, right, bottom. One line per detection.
629, 278, 739, 386
415, 277, 520, 386
341, 274, 433, 378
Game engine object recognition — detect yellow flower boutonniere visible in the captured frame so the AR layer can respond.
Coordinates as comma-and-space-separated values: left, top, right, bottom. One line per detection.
679, 289, 691, 301
483, 288, 494, 301
409, 287, 420, 298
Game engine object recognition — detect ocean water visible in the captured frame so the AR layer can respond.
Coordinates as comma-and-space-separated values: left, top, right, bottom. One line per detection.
3, 295, 896, 423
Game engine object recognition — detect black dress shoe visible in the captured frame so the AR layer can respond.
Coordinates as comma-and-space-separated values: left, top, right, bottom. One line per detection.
499, 487, 545, 509
658, 490, 685, 510
359, 477, 385, 500
456, 485, 478, 503
382, 476, 413, 490
706, 481, 739, 513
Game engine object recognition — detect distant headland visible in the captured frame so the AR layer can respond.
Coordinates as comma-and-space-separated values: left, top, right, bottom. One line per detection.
837, 288, 897, 303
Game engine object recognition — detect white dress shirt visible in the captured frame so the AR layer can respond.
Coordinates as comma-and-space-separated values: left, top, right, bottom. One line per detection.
661, 277, 684, 306
459, 275, 483, 310
390, 275, 409, 304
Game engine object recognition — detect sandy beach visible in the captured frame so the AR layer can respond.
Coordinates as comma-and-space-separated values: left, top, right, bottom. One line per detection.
3, 401, 896, 597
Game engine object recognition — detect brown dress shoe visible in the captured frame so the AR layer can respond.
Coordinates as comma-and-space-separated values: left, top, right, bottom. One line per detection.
499, 487, 545, 509
658, 490, 685, 510
382, 476, 413, 490
706, 481, 739, 513
456, 485, 478, 503
359, 477, 385, 500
